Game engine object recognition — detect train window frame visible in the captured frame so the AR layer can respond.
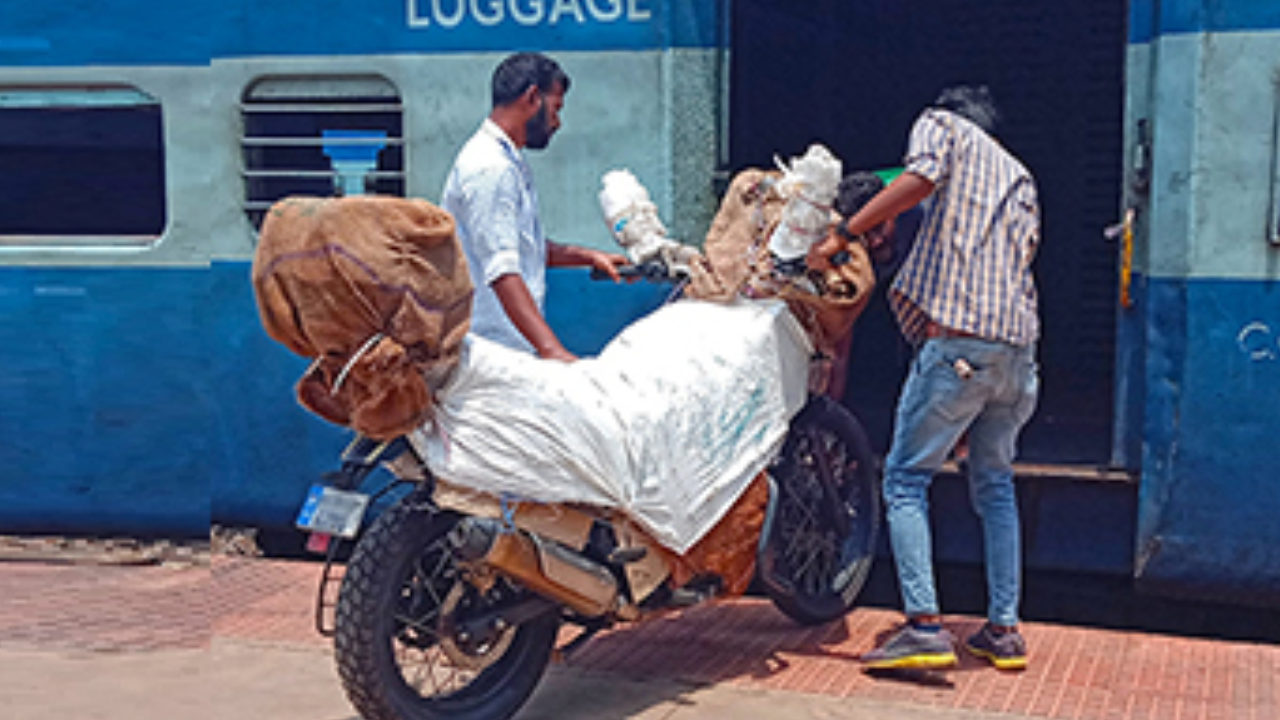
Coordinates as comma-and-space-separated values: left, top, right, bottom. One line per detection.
240, 74, 406, 229
0, 85, 167, 249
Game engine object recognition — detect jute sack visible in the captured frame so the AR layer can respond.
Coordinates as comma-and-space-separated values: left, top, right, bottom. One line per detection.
252, 196, 473, 439
688, 169, 876, 370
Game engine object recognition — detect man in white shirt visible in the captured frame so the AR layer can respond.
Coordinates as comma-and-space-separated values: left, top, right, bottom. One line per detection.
441, 52, 626, 361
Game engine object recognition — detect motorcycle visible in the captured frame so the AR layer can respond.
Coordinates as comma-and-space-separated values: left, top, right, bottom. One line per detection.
289, 265, 879, 720
278, 151, 882, 720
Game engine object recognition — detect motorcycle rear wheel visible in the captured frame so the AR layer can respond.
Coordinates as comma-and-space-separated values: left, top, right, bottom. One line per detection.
334, 496, 559, 720
760, 395, 881, 625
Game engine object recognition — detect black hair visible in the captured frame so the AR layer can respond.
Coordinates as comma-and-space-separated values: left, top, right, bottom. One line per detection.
933, 84, 1000, 134
834, 171, 885, 219
491, 52, 571, 108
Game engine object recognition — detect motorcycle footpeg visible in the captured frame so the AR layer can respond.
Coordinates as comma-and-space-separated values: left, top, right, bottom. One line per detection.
606, 546, 648, 565
449, 516, 499, 561
666, 587, 708, 608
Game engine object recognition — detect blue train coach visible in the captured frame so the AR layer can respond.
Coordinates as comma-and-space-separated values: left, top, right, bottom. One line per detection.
1, 1, 1277, 608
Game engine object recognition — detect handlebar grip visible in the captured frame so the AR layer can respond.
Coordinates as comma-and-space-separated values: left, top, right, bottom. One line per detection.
590, 263, 667, 281
590, 261, 688, 285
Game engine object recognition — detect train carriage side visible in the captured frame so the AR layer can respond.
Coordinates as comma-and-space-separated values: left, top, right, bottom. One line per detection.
2, 0, 1279, 609
0, 0, 726, 536
1118, 0, 1280, 606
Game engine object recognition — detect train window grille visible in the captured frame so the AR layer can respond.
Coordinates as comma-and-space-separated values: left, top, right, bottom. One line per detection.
240, 75, 406, 229
0, 85, 166, 247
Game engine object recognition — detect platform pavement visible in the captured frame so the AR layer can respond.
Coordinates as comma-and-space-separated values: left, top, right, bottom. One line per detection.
0, 552, 1276, 720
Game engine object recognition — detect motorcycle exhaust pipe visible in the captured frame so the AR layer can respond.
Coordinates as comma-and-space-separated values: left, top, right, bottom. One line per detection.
450, 516, 620, 618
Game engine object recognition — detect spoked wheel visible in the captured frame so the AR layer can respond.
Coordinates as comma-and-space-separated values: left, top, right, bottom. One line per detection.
759, 394, 881, 625
334, 496, 559, 720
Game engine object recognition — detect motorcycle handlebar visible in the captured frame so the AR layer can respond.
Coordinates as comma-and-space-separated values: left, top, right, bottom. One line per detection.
589, 262, 683, 283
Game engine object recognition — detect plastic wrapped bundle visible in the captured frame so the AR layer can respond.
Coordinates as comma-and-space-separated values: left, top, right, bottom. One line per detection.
409, 297, 811, 554
766, 144, 843, 262
598, 169, 701, 274
688, 164, 877, 388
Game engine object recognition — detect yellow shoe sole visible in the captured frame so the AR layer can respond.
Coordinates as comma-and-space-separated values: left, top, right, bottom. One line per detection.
966, 644, 1028, 671
863, 652, 959, 670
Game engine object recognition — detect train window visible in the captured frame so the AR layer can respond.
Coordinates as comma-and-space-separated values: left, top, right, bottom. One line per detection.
0, 86, 166, 246
241, 75, 405, 228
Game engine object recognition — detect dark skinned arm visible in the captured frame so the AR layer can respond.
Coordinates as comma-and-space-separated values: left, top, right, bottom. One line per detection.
547, 240, 628, 281
491, 273, 576, 362
496, 243, 628, 361
810, 171, 936, 269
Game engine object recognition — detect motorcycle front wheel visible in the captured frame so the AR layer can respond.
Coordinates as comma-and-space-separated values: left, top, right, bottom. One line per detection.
759, 395, 881, 626
334, 495, 559, 720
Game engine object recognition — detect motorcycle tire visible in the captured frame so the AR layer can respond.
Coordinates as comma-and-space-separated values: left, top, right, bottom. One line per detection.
760, 394, 882, 626
334, 495, 560, 720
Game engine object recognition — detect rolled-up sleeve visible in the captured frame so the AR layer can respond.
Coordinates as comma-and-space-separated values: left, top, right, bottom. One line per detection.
460, 164, 524, 285
903, 109, 953, 184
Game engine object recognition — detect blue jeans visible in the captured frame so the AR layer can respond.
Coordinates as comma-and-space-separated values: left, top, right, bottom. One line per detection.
883, 336, 1039, 627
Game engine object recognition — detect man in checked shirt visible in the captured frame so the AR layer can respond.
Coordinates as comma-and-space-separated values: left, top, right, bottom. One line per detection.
811, 85, 1040, 671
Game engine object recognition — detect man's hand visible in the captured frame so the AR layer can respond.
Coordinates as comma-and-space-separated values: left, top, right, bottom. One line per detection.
811, 172, 934, 270
548, 241, 629, 281
539, 345, 578, 362
808, 227, 845, 272
585, 249, 629, 282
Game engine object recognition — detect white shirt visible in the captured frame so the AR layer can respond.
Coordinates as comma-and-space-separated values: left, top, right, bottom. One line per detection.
441, 119, 547, 353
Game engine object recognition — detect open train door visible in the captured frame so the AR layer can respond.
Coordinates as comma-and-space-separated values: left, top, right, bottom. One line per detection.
729, 0, 1128, 465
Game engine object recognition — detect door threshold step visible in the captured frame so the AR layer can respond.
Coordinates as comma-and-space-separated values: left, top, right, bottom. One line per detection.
937, 461, 1136, 484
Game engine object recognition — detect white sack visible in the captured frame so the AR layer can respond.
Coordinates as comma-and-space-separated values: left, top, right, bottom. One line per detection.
409, 298, 811, 553
767, 144, 843, 261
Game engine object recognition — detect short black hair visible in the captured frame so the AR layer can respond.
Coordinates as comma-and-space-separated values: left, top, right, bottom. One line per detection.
491, 52, 571, 108
933, 84, 1000, 134
834, 171, 885, 219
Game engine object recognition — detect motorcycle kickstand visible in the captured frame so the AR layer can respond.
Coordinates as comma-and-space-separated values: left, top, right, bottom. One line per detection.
553, 618, 611, 662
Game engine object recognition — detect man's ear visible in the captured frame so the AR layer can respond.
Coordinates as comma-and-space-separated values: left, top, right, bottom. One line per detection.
520, 85, 541, 110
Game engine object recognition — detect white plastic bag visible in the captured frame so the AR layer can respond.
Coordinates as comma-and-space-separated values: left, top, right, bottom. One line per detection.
409, 298, 811, 553
766, 144, 843, 261
598, 169, 701, 273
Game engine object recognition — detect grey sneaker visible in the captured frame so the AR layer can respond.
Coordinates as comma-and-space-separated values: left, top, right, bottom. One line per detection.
965, 623, 1028, 670
860, 624, 958, 670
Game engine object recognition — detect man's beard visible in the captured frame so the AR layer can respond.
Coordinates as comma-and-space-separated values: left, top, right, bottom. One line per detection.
524, 101, 554, 150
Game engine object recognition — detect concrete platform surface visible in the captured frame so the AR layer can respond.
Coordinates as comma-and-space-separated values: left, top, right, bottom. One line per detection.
0, 555, 1276, 720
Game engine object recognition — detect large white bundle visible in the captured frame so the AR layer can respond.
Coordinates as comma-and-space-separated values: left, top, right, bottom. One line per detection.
766, 144, 843, 261
409, 298, 811, 553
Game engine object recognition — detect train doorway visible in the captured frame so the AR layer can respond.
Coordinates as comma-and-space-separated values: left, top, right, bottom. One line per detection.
729, 0, 1128, 464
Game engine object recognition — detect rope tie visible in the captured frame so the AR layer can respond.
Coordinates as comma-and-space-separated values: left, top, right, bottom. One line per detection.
331, 332, 386, 396
498, 493, 520, 534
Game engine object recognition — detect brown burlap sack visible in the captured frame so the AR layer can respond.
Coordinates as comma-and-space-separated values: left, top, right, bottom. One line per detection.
684, 169, 778, 301
665, 471, 771, 596
687, 168, 876, 383
252, 196, 473, 439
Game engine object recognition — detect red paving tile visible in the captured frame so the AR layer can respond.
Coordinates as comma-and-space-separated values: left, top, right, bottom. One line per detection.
2, 556, 1277, 720
0, 562, 215, 652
